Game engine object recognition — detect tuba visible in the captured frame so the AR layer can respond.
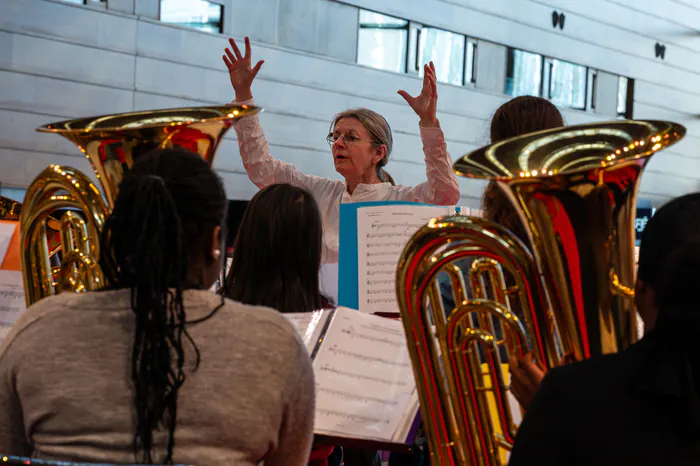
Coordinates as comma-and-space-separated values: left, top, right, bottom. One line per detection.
20, 105, 260, 306
396, 120, 685, 465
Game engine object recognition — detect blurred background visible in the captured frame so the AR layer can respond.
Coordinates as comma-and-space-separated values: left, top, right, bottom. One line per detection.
1, 0, 699, 211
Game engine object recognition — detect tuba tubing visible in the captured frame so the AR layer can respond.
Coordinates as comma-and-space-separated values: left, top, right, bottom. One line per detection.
19, 105, 261, 307
397, 119, 686, 466
397, 215, 554, 466
20, 165, 108, 306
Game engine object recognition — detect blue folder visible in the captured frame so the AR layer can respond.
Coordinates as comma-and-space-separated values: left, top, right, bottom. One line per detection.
337, 201, 424, 309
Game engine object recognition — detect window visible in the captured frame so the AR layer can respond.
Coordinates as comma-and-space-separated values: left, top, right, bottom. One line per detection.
506, 48, 543, 97
617, 77, 634, 119
465, 40, 477, 84
357, 10, 409, 73
160, 0, 223, 33
416, 27, 465, 86
547, 59, 587, 110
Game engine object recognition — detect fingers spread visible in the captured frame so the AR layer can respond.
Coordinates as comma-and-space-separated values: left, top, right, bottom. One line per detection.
224, 47, 237, 64
251, 60, 265, 78
397, 90, 413, 103
245, 36, 252, 59
223, 55, 232, 68
230, 37, 243, 60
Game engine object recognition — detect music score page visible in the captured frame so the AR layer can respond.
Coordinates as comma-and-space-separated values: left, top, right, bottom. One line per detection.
357, 205, 449, 314
0, 270, 26, 344
312, 308, 418, 442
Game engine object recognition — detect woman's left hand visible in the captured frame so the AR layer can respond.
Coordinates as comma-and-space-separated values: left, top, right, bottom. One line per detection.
398, 62, 439, 128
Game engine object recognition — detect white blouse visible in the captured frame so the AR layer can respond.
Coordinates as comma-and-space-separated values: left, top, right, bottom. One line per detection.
232, 99, 461, 264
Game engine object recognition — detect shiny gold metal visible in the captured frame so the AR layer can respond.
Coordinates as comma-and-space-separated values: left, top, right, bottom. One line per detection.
397, 120, 685, 465
20, 105, 260, 306
0, 196, 21, 220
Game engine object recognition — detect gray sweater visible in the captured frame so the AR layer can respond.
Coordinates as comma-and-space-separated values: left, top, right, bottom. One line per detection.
0, 289, 315, 465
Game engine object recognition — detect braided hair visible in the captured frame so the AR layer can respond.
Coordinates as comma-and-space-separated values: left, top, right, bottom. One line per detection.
100, 148, 228, 463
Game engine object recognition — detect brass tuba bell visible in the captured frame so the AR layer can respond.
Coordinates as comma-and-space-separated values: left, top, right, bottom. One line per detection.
396, 120, 685, 465
20, 105, 260, 306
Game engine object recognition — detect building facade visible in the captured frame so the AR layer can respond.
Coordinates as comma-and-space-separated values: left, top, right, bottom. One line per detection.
1, 0, 699, 208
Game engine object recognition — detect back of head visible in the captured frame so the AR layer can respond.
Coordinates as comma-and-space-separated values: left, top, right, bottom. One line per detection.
100, 147, 227, 463
224, 183, 326, 313
637, 193, 700, 292
482, 96, 564, 244
489, 96, 564, 144
331, 108, 395, 185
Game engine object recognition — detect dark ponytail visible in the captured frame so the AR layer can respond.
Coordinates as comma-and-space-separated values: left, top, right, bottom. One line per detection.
100, 148, 227, 463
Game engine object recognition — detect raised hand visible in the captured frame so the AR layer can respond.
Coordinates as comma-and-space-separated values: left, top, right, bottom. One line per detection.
222, 37, 264, 102
398, 62, 439, 127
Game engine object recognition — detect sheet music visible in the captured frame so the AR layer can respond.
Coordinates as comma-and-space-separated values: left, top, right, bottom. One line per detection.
312, 308, 418, 442
0, 222, 16, 265
284, 310, 333, 354
0, 270, 26, 327
357, 205, 449, 313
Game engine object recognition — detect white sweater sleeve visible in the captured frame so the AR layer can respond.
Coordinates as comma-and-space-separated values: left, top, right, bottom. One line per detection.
389, 124, 461, 205
231, 98, 340, 197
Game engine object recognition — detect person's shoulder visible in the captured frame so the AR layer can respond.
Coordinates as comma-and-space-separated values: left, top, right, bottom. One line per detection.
197, 292, 304, 348
540, 343, 645, 398
0, 291, 101, 356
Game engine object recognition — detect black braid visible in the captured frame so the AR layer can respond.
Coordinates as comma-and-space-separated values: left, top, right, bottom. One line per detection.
100, 149, 227, 464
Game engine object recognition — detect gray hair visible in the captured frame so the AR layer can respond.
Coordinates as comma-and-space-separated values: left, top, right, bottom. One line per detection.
330, 108, 395, 185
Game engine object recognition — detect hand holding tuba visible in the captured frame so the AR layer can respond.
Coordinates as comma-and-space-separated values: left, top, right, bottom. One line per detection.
397, 119, 685, 466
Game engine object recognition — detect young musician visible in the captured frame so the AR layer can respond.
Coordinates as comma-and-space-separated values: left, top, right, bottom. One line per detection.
0, 149, 315, 465
509, 193, 700, 466
222, 183, 337, 466
483, 95, 564, 242
223, 183, 332, 313
222, 37, 460, 264
440, 96, 564, 311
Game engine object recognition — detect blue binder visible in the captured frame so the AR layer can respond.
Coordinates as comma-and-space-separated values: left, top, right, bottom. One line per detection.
337, 201, 422, 309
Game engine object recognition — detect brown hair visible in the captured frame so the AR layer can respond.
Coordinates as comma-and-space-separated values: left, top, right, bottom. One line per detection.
483, 96, 564, 244
330, 108, 395, 185
490, 96, 564, 144
223, 184, 329, 313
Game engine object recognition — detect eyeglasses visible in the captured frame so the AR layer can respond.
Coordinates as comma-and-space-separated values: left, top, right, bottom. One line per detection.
326, 132, 375, 147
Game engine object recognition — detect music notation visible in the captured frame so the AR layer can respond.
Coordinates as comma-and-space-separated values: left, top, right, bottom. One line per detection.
0, 271, 26, 331
311, 309, 418, 442
317, 409, 390, 425
340, 326, 404, 348
319, 387, 400, 406
318, 365, 410, 387
357, 205, 450, 314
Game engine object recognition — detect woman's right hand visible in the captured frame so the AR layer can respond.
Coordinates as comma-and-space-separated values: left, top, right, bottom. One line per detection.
223, 37, 264, 102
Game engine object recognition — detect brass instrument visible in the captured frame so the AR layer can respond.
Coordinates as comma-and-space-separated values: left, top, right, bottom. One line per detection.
21, 105, 260, 306
396, 120, 685, 465
0, 196, 21, 220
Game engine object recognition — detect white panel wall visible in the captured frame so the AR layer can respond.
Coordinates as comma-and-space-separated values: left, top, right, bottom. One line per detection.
1, 0, 699, 208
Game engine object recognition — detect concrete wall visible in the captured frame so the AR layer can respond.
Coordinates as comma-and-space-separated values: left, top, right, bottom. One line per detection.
1, 0, 699, 208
